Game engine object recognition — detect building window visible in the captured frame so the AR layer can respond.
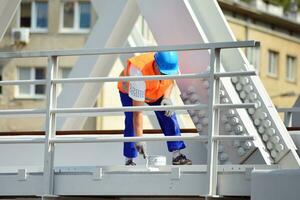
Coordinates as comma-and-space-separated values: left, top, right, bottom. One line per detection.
0, 67, 2, 95
57, 67, 72, 94
18, 67, 46, 97
268, 50, 279, 77
247, 46, 260, 73
60, 1, 91, 32
20, 1, 48, 32
286, 55, 297, 82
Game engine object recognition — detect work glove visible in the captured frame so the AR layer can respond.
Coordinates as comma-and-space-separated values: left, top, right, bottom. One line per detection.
135, 141, 147, 159
161, 98, 174, 117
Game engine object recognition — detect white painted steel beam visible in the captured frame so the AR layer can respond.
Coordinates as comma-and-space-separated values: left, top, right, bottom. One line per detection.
188, 0, 300, 167
185, 0, 275, 166
0, 165, 278, 196
0, 0, 21, 41
56, 0, 140, 130
251, 169, 300, 200
134, 0, 300, 168
135, 0, 272, 168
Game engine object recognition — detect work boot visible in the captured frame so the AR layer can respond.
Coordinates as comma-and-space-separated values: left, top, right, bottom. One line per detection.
125, 159, 136, 166
172, 154, 192, 165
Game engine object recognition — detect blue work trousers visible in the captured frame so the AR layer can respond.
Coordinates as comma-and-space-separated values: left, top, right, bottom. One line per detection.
119, 92, 186, 158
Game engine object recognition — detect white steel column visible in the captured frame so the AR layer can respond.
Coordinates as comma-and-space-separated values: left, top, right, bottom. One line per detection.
0, 0, 21, 41
56, 0, 140, 130
43, 56, 58, 195
206, 48, 221, 196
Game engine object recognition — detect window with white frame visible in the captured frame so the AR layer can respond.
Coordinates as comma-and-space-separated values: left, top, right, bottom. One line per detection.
57, 67, 72, 94
0, 66, 2, 95
18, 67, 46, 97
20, 1, 48, 32
246, 46, 260, 73
60, 1, 91, 32
268, 50, 279, 77
286, 55, 297, 82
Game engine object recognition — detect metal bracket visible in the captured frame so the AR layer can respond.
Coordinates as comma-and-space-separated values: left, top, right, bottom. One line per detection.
41, 194, 59, 200
93, 167, 103, 181
171, 167, 181, 180
17, 169, 27, 181
245, 167, 254, 180
205, 195, 222, 200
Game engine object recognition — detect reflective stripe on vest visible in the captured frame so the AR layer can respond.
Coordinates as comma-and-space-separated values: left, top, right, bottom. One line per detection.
117, 53, 172, 103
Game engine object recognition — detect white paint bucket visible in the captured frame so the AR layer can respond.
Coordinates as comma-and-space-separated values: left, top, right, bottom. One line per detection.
146, 155, 166, 166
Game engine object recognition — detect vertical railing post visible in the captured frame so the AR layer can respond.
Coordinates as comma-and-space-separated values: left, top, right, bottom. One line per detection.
284, 111, 292, 127
43, 56, 58, 196
206, 48, 221, 197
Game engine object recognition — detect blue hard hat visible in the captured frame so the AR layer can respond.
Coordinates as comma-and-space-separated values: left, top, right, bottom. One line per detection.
154, 51, 179, 75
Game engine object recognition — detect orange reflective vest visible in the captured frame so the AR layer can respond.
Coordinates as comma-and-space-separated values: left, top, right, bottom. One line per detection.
118, 53, 173, 103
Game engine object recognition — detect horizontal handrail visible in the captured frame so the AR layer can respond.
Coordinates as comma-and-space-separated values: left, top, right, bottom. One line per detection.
0, 41, 258, 59
0, 80, 47, 86
212, 135, 255, 141
55, 110, 190, 117
50, 134, 255, 144
214, 103, 256, 109
50, 134, 207, 143
0, 71, 257, 86
0, 110, 189, 118
214, 71, 256, 78
0, 104, 255, 117
0, 109, 46, 116
0, 129, 199, 136
51, 104, 208, 115
0, 134, 255, 144
0, 136, 45, 144
53, 73, 207, 84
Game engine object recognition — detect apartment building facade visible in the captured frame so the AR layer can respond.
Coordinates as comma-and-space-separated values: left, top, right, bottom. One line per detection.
0, 0, 96, 131
219, 0, 300, 109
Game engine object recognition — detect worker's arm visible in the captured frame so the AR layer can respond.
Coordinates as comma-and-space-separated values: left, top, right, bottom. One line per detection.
163, 81, 174, 98
133, 100, 147, 158
132, 100, 144, 137
161, 81, 175, 117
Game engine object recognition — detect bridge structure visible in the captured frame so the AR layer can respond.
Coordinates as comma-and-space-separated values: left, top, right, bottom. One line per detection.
1, 1, 300, 200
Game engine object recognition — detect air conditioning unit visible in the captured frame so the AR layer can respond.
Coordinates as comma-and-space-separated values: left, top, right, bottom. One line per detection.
11, 28, 30, 44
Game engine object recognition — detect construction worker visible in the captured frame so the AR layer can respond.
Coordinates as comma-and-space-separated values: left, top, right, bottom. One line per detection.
118, 51, 192, 166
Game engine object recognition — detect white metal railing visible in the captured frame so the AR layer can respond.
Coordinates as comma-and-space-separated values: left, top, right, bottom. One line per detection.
0, 41, 258, 197
0, 135, 255, 144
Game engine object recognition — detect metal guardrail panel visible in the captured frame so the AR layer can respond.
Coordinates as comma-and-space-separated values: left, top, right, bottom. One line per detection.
0, 40, 260, 197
